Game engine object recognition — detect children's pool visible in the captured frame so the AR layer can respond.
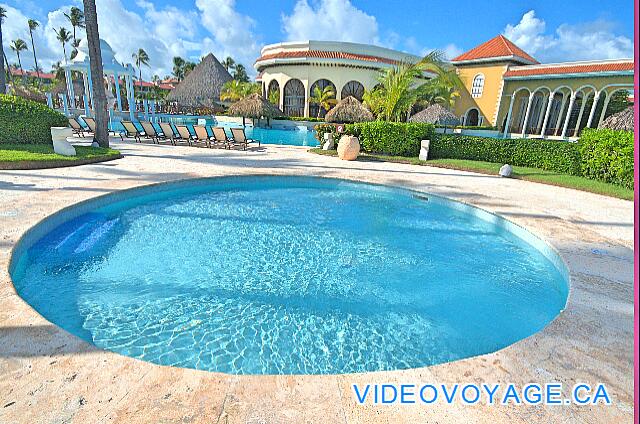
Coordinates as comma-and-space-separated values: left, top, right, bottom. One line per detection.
11, 176, 568, 375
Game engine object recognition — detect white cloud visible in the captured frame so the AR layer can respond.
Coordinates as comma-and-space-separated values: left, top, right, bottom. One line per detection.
504, 10, 634, 62
194, 0, 260, 72
282, 0, 380, 45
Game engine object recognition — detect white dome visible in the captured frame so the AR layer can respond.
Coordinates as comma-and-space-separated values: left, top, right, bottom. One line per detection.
66, 38, 132, 75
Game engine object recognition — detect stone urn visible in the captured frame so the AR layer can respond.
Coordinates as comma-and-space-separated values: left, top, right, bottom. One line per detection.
50, 127, 76, 156
337, 135, 360, 161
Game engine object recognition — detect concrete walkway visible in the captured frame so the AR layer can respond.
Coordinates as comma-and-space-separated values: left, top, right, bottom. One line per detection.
0, 139, 634, 423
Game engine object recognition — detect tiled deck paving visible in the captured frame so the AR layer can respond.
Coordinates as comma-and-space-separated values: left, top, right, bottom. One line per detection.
0, 138, 634, 423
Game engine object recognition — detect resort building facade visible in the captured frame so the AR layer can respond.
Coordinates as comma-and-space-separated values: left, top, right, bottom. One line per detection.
255, 36, 633, 139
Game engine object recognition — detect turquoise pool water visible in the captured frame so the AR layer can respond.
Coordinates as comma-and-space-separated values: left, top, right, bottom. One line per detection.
105, 115, 319, 147
11, 177, 568, 375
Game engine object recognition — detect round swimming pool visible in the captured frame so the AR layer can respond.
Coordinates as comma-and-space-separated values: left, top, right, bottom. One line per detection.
11, 176, 568, 375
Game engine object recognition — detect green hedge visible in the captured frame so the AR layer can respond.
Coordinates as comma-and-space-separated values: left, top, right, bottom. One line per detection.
430, 134, 583, 175
314, 122, 435, 157
0, 95, 68, 144
578, 128, 634, 189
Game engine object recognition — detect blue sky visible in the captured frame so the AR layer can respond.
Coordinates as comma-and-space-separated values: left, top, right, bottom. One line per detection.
1, 0, 634, 79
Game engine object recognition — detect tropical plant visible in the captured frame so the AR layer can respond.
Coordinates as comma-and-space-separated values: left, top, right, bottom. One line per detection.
267, 88, 279, 106
27, 19, 41, 84
183, 61, 197, 77
70, 38, 81, 60
364, 50, 462, 122
82, 0, 108, 147
222, 56, 235, 71
10, 39, 28, 83
308, 85, 336, 118
54, 27, 73, 63
220, 80, 260, 102
132, 48, 150, 94
0, 6, 7, 93
172, 56, 185, 81
232, 63, 249, 82
64, 6, 85, 46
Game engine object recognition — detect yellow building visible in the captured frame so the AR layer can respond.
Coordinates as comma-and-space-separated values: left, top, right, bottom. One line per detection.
255, 36, 633, 138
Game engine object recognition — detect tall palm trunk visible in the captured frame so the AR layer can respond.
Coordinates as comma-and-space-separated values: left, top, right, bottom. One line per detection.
0, 20, 5, 93
83, 0, 109, 147
29, 30, 40, 84
16, 52, 25, 84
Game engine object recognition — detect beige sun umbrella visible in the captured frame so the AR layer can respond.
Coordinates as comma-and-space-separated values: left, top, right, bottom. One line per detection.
324, 96, 374, 123
599, 106, 633, 131
227, 93, 283, 126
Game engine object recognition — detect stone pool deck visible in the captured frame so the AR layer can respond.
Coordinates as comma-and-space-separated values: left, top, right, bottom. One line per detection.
0, 138, 634, 423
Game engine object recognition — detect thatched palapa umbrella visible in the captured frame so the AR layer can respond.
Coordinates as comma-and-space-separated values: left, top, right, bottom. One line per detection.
324, 96, 374, 123
599, 107, 633, 131
409, 103, 459, 129
167, 53, 232, 108
227, 93, 283, 126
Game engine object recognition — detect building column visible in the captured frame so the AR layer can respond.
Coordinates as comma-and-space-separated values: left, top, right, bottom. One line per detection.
82, 71, 91, 114
555, 93, 569, 136
126, 74, 135, 121
303, 81, 310, 118
46, 92, 53, 109
586, 91, 601, 128
561, 93, 577, 138
573, 93, 589, 137
114, 71, 123, 112
520, 94, 535, 138
502, 92, 516, 138
540, 91, 556, 137
597, 93, 612, 128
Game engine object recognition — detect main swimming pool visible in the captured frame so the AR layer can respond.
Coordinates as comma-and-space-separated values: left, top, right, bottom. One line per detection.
106, 114, 320, 147
11, 176, 568, 375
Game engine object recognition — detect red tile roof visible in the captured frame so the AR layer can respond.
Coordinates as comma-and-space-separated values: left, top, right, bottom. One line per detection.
255, 50, 401, 66
452, 35, 538, 64
10, 68, 55, 79
504, 61, 634, 78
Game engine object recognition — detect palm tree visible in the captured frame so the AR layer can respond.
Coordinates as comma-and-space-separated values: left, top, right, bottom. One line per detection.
83, 0, 108, 147
222, 56, 235, 71
172, 56, 185, 81
132, 48, 150, 94
54, 27, 73, 63
64, 6, 85, 46
267, 88, 279, 106
220, 80, 260, 102
70, 38, 81, 60
27, 19, 41, 84
0, 6, 7, 93
232, 63, 249, 82
10, 39, 28, 84
309, 85, 336, 118
183, 61, 196, 77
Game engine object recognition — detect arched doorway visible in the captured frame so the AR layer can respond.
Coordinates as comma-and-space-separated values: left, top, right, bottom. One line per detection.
267, 80, 280, 108
283, 79, 305, 117
309, 79, 336, 118
341, 80, 365, 102
465, 108, 479, 126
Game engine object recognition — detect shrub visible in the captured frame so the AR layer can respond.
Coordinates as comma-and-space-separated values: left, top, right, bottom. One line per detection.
430, 134, 582, 175
1, 95, 68, 144
353, 121, 435, 156
579, 128, 634, 189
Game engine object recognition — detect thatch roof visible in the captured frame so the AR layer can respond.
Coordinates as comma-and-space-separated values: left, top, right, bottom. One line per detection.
409, 104, 459, 125
51, 79, 85, 96
167, 53, 232, 107
599, 107, 633, 131
227, 93, 283, 119
324, 96, 373, 123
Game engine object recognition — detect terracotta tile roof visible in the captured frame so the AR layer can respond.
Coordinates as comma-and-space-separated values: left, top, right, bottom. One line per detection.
10, 68, 55, 79
255, 50, 401, 66
504, 61, 634, 78
157, 83, 175, 90
452, 35, 538, 64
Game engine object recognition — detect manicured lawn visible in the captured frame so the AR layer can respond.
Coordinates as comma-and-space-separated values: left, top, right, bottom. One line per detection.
0, 143, 120, 163
309, 148, 633, 201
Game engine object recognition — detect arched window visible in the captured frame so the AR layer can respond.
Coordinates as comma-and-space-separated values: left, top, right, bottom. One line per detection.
341, 80, 365, 101
471, 74, 484, 98
267, 80, 280, 107
309, 79, 336, 118
283, 79, 305, 117
465, 108, 479, 126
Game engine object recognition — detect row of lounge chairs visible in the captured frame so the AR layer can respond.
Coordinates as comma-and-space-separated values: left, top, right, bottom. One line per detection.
68, 117, 260, 151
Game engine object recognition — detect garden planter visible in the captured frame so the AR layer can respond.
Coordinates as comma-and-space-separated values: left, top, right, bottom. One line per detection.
51, 127, 76, 156
337, 135, 360, 160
